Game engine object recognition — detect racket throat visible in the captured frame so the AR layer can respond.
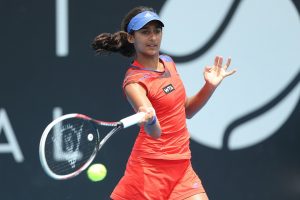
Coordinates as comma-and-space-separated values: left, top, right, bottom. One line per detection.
97, 125, 123, 151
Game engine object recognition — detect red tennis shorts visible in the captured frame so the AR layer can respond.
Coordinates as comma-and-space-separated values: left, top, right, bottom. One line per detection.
110, 157, 206, 200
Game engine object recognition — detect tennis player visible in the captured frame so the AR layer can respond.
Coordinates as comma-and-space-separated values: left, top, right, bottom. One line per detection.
92, 6, 236, 200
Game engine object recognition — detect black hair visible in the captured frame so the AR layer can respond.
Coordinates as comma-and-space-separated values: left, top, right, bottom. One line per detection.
91, 6, 156, 57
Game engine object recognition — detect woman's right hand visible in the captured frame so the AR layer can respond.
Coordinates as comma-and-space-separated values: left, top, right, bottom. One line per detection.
138, 106, 156, 126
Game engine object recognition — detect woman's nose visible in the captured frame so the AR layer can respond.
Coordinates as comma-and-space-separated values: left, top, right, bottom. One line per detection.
149, 32, 157, 40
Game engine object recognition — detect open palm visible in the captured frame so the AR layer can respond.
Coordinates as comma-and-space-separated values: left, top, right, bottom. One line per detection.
204, 56, 236, 87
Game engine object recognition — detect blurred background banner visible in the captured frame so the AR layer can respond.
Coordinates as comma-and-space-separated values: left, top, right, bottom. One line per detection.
0, 0, 299, 199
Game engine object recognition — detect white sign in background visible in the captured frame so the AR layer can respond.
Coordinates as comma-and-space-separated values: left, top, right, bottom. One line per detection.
160, 0, 300, 150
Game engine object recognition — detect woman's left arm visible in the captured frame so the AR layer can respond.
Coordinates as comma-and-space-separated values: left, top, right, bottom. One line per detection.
185, 56, 237, 119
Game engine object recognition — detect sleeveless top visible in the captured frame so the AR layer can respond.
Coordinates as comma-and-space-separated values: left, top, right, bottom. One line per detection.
123, 55, 191, 160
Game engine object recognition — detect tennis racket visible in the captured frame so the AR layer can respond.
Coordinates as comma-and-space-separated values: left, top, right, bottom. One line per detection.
39, 112, 145, 180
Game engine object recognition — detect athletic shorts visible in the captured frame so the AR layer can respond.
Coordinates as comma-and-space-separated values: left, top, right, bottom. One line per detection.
110, 156, 206, 200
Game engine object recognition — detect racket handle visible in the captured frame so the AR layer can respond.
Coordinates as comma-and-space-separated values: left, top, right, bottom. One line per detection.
120, 112, 146, 128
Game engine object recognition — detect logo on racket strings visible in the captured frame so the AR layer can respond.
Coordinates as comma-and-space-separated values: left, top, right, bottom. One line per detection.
52, 123, 83, 168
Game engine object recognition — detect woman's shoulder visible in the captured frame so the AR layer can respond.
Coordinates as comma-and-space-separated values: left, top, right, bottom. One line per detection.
123, 65, 154, 86
159, 54, 178, 72
123, 67, 145, 80
159, 54, 174, 63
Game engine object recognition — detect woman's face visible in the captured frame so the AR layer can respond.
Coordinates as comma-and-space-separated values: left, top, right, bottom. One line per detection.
129, 21, 163, 57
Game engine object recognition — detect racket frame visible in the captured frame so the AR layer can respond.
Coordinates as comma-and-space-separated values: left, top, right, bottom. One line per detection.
39, 112, 145, 180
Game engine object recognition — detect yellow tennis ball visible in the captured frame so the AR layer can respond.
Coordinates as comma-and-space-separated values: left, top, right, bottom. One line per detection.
87, 163, 107, 182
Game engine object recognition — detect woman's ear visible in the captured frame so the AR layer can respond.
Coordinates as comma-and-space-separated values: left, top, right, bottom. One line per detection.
127, 33, 135, 44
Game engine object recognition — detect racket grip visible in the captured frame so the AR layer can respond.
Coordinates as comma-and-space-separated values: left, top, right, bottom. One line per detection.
120, 112, 146, 128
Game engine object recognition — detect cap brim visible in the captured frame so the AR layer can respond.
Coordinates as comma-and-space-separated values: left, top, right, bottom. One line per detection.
132, 18, 164, 31
127, 11, 165, 33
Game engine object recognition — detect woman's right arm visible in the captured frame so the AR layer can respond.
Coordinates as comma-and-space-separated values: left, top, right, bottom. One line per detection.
124, 83, 161, 139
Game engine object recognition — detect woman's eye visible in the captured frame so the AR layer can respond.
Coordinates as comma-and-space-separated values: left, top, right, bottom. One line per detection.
140, 28, 161, 35
155, 29, 162, 34
142, 30, 150, 34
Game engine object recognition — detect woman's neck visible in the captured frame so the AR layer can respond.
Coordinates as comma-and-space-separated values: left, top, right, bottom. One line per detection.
135, 54, 163, 71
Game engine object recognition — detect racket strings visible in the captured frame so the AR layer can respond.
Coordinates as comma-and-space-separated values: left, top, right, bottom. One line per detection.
44, 118, 103, 175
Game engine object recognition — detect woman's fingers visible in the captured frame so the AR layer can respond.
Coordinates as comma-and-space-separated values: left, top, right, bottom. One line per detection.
216, 56, 223, 75
212, 56, 236, 78
214, 55, 223, 67
138, 106, 156, 124
224, 69, 237, 77
204, 66, 212, 72
214, 56, 219, 66
224, 57, 231, 70
217, 56, 223, 68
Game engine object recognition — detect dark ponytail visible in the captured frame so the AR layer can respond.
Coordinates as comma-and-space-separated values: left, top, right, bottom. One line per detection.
91, 6, 155, 57
92, 31, 134, 57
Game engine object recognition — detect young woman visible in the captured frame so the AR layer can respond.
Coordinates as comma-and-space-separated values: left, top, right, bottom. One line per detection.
92, 6, 236, 200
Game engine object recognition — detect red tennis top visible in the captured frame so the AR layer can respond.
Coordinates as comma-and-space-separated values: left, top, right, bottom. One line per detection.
123, 55, 191, 160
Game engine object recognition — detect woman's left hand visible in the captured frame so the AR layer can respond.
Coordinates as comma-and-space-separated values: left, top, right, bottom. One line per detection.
204, 56, 237, 88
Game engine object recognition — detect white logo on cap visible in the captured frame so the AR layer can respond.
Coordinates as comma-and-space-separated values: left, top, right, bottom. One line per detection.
144, 12, 153, 18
